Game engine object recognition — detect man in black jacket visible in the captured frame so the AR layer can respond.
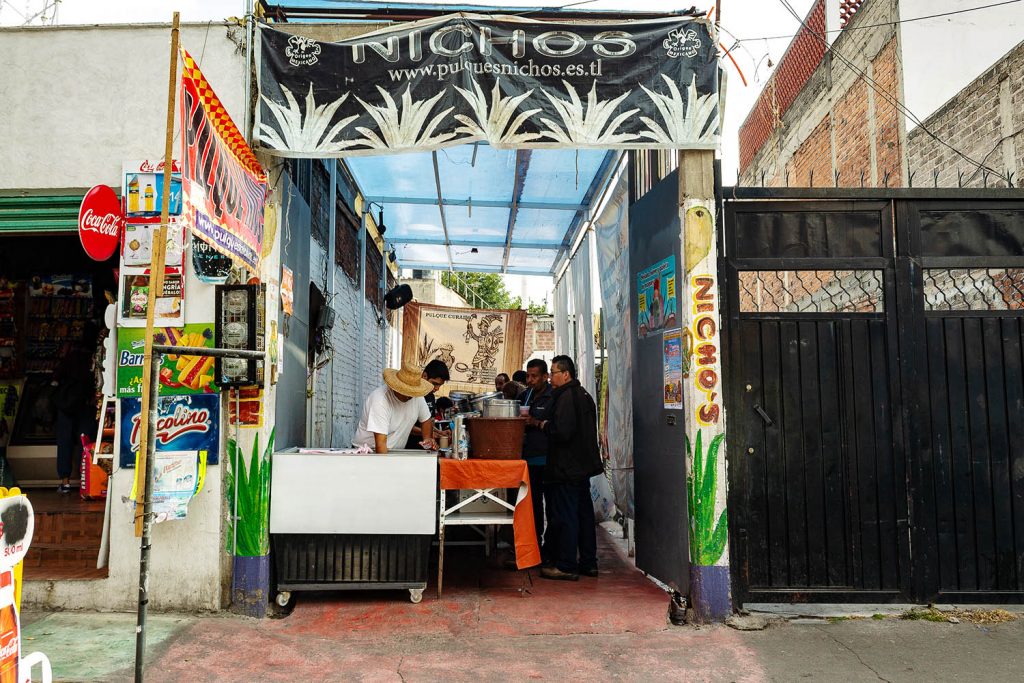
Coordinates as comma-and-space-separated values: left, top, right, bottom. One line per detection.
532, 355, 603, 581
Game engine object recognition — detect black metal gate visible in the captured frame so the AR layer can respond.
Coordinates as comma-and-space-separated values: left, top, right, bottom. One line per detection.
723, 190, 1024, 605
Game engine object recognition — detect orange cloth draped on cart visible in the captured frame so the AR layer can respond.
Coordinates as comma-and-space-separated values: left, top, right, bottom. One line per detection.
439, 459, 542, 569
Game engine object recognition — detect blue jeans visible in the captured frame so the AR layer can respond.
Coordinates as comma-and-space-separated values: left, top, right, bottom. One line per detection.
547, 479, 597, 574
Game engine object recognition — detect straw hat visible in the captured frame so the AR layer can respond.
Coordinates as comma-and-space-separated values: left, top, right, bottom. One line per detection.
383, 361, 434, 398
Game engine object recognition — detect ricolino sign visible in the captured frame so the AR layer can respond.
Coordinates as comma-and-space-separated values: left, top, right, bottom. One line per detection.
78, 185, 123, 261
257, 13, 720, 156
120, 394, 221, 467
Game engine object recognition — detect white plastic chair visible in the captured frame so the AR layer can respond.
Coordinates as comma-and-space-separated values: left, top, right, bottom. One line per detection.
20, 650, 52, 683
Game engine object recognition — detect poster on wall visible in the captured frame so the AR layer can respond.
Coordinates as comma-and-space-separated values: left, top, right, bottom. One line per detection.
636, 255, 677, 338
151, 450, 201, 522
122, 160, 182, 221
117, 324, 216, 398
662, 328, 683, 410
180, 49, 268, 272
280, 266, 294, 315
227, 386, 264, 427
117, 266, 185, 328
401, 302, 526, 391
122, 220, 185, 267
119, 394, 220, 468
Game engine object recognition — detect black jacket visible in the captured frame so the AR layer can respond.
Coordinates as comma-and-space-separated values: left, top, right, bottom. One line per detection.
520, 383, 554, 463
543, 379, 603, 484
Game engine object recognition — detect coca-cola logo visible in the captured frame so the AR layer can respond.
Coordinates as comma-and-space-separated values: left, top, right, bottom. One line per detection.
137, 159, 181, 173
80, 208, 123, 236
129, 404, 212, 449
78, 185, 122, 261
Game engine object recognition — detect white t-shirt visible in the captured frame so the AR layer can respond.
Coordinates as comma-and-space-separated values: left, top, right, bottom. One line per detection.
352, 385, 431, 451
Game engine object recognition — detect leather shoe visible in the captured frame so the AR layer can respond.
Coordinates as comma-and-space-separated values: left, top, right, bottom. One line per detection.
539, 566, 579, 581
580, 568, 599, 578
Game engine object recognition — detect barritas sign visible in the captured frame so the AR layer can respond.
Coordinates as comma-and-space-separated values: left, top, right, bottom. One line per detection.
180, 49, 267, 271
257, 14, 719, 156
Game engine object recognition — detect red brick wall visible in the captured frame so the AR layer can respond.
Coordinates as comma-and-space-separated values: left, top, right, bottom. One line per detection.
787, 114, 833, 187
738, 0, 827, 173
523, 315, 554, 361
872, 40, 903, 183
833, 79, 872, 186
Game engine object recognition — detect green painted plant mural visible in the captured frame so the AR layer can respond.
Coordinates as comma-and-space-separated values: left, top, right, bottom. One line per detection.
225, 429, 275, 557
686, 429, 728, 566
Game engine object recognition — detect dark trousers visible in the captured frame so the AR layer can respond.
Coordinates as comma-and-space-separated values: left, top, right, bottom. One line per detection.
527, 464, 546, 558
56, 409, 93, 480
547, 478, 598, 574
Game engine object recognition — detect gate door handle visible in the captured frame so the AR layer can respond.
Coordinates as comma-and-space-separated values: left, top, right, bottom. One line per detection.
753, 404, 774, 426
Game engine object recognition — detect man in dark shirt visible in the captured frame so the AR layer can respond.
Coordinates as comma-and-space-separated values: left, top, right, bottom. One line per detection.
532, 355, 603, 581
520, 358, 555, 562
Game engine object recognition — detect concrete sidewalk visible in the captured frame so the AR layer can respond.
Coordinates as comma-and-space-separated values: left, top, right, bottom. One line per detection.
20, 525, 1024, 682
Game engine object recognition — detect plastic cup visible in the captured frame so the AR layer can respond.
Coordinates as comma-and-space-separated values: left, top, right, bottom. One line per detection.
519, 406, 530, 417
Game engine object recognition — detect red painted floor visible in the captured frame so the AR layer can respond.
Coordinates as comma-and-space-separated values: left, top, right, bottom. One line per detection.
145, 526, 764, 682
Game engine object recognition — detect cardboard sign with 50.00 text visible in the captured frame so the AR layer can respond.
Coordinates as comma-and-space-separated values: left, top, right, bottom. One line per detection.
116, 324, 217, 398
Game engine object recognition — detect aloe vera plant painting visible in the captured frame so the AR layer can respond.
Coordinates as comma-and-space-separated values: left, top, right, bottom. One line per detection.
225, 429, 275, 557
686, 429, 728, 566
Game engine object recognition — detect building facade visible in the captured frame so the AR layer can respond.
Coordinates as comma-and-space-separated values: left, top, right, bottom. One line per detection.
738, 0, 1023, 188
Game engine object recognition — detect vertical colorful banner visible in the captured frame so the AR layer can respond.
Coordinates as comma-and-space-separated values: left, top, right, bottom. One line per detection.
180, 49, 268, 271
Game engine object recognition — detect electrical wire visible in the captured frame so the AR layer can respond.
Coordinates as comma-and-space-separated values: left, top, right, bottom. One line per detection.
735, 0, 1021, 42
777, 0, 1010, 183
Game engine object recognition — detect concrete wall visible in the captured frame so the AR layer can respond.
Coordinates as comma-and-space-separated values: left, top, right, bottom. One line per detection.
401, 275, 470, 309
907, 41, 1024, 188
6, 23, 247, 612
0, 22, 247, 192
899, 0, 1024, 130
740, 0, 904, 187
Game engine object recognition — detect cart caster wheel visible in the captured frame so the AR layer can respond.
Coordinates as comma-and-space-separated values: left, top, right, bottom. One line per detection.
276, 591, 292, 608
409, 589, 423, 604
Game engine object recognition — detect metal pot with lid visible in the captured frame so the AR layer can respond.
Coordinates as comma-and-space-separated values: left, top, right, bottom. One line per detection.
448, 391, 473, 414
482, 399, 521, 418
469, 391, 501, 411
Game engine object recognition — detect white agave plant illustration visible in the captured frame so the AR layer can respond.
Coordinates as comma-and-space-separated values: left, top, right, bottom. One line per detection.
453, 77, 543, 145
639, 74, 719, 146
540, 80, 639, 145
259, 84, 360, 153
355, 85, 457, 150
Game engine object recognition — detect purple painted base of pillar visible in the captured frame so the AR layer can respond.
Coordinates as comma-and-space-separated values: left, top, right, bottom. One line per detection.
231, 555, 270, 619
689, 564, 732, 623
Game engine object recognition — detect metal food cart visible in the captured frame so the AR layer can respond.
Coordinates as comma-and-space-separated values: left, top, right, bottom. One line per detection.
269, 448, 438, 604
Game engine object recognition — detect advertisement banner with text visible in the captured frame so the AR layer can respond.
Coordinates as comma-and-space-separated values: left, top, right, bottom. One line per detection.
257, 14, 719, 156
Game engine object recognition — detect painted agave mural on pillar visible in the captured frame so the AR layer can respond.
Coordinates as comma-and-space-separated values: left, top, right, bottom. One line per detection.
686, 430, 727, 565
225, 428, 275, 557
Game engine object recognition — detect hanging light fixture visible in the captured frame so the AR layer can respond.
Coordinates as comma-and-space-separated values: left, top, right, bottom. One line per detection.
376, 206, 387, 235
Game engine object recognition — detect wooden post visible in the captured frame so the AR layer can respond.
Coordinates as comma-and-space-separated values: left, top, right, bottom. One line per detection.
678, 149, 731, 622
135, 12, 180, 537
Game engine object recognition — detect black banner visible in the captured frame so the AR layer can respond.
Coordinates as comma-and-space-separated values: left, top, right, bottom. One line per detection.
257, 14, 719, 157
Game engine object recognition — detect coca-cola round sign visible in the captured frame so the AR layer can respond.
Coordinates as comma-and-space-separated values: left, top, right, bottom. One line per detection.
78, 185, 123, 261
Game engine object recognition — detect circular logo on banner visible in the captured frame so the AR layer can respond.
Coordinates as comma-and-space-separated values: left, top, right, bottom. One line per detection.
78, 185, 123, 261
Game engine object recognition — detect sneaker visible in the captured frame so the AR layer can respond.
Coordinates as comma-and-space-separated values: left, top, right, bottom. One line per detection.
539, 566, 579, 581
580, 567, 599, 578
57, 483, 73, 494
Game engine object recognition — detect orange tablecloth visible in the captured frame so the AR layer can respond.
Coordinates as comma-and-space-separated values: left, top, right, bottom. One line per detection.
439, 459, 542, 569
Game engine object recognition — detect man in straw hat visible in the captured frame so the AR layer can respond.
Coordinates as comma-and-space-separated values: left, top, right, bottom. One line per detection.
353, 361, 437, 454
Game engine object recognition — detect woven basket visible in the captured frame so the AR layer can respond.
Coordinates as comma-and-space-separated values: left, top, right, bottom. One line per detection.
464, 417, 527, 460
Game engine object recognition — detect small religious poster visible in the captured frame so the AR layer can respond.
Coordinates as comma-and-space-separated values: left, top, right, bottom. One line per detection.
662, 328, 683, 410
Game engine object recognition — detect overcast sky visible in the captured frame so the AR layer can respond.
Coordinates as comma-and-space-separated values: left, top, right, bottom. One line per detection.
1, 0, 817, 302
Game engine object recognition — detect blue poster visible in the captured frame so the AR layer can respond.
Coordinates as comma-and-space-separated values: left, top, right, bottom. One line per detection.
119, 394, 220, 468
636, 255, 678, 338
